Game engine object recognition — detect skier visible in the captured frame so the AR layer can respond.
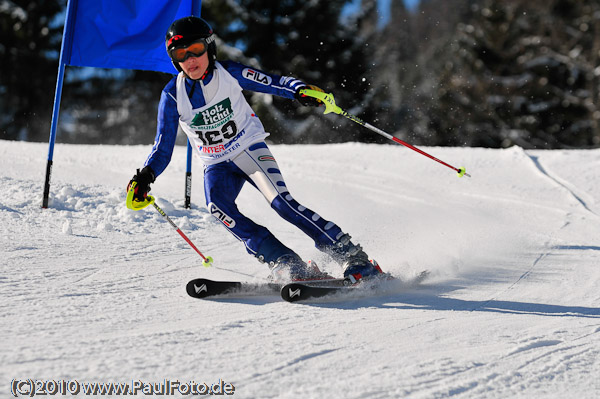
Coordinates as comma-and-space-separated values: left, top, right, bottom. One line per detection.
127, 16, 382, 283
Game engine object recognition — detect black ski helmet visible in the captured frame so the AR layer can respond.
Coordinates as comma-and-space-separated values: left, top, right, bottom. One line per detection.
165, 16, 217, 75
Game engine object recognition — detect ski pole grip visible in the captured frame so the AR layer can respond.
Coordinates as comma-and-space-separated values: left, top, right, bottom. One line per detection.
126, 182, 155, 210
299, 88, 342, 115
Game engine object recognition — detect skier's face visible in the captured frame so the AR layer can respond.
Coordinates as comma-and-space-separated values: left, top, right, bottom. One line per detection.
180, 51, 209, 80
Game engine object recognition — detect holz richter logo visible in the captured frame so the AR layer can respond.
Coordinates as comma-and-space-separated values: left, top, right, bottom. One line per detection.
191, 98, 233, 128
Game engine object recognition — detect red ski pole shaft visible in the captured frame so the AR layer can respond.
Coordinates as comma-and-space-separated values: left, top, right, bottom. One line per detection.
342, 111, 471, 178
151, 202, 213, 267
298, 88, 470, 178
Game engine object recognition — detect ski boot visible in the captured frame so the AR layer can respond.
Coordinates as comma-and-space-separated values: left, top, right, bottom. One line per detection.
331, 234, 383, 284
343, 257, 384, 285
269, 254, 332, 283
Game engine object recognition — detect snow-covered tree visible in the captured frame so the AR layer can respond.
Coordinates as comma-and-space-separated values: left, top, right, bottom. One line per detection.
419, 0, 600, 148
203, 0, 371, 144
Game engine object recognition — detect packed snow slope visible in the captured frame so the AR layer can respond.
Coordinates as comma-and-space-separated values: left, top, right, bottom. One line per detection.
1, 140, 599, 399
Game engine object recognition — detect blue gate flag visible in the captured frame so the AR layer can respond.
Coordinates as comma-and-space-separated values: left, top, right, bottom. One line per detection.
43, 0, 201, 208
66, 0, 200, 73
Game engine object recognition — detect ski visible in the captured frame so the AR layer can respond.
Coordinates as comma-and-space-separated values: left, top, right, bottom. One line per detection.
187, 271, 429, 301
186, 278, 280, 299
185, 277, 345, 299
281, 282, 355, 302
280, 270, 430, 303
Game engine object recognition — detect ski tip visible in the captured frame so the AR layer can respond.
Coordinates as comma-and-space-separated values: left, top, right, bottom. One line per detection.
280, 282, 353, 303
186, 279, 208, 298
186, 278, 242, 299
280, 283, 305, 303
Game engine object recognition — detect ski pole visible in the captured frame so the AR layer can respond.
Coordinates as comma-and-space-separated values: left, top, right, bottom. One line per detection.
151, 200, 214, 267
299, 88, 471, 178
126, 183, 214, 267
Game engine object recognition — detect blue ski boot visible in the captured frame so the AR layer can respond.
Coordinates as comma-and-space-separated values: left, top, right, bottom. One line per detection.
330, 234, 383, 283
343, 258, 383, 284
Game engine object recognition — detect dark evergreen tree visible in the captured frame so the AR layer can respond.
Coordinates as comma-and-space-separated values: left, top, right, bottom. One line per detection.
420, 0, 600, 148
357, 0, 413, 143
203, 0, 371, 144
0, 0, 63, 141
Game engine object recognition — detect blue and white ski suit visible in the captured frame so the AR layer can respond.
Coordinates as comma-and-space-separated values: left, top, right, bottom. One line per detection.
144, 61, 345, 265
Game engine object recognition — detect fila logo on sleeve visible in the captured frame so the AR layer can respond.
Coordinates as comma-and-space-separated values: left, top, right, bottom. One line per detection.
242, 68, 272, 85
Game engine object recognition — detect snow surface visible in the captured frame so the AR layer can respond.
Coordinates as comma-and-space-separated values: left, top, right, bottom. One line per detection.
1, 139, 599, 398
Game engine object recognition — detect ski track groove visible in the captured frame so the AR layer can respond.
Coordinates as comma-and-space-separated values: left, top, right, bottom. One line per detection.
466, 165, 585, 317
236, 349, 340, 386
468, 247, 553, 314
524, 151, 598, 218
421, 340, 597, 399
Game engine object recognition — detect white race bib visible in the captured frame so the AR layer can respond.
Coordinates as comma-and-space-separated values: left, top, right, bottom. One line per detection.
176, 62, 268, 164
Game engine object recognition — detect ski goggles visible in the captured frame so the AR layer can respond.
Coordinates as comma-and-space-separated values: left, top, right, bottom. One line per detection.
169, 40, 209, 62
